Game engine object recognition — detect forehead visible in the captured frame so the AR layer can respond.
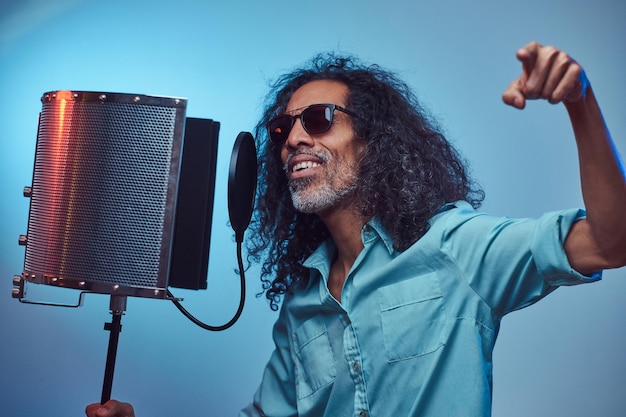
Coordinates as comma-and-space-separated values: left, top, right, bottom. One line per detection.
286, 80, 349, 113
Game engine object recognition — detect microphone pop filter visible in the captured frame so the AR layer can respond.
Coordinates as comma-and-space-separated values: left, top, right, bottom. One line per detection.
228, 132, 257, 242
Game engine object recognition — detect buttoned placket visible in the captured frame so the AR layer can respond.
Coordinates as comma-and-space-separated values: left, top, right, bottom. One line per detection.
340, 224, 377, 417
309, 224, 380, 417
342, 313, 369, 416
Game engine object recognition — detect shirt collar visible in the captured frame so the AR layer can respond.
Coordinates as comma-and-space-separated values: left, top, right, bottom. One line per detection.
363, 217, 396, 255
303, 217, 396, 271
304, 202, 463, 268
301, 202, 464, 291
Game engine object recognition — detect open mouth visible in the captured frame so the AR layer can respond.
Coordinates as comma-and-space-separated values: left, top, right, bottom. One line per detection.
285, 151, 327, 178
292, 161, 321, 173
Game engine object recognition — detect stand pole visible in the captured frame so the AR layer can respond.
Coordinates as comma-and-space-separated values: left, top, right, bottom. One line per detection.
101, 295, 127, 404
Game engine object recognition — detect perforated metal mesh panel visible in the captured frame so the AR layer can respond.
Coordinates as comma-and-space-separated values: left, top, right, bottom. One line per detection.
23, 91, 187, 298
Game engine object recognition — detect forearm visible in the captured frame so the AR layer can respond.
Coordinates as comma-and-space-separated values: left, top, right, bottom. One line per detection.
564, 86, 626, 271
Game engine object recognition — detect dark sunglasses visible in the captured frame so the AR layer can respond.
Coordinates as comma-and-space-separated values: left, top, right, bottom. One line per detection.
267, 103, 358, 145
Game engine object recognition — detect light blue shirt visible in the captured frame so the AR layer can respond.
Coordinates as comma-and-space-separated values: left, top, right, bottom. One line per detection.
240, 201, 601, 417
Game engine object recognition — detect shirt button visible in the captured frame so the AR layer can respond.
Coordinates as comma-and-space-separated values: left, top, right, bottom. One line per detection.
353, 361, 360, 372
359, 411, 367, 417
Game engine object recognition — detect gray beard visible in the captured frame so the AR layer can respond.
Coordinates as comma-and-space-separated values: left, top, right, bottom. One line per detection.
284, 148, 360, 214
289, 174, 358, 214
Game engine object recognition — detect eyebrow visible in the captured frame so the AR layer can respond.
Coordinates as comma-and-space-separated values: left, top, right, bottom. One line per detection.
284, 104, 310, 115
284, 103, 346, 115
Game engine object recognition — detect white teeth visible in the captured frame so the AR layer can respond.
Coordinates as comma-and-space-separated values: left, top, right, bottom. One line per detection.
293, 161, 320, 172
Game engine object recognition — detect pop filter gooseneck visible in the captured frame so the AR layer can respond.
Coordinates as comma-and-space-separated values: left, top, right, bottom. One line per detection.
168, 131, 257, 331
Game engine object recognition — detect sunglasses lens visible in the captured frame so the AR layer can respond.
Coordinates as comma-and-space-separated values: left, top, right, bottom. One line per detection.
268, 105, 336, 145
268, 115, 292, 144
302, 105, 333, 134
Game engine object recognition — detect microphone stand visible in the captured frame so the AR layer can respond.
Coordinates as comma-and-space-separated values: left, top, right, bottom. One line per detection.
101, 295, 127, 404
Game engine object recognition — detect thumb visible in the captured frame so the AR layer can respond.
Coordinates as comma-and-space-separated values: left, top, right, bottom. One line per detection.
502, 78, 526, 109
85, 403, 102, 417
86, 400, 135, 417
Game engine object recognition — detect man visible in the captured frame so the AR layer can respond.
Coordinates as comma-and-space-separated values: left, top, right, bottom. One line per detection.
86, 41, 625, 417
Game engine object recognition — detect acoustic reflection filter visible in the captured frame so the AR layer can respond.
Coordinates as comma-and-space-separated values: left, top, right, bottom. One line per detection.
22, 91, 187, 298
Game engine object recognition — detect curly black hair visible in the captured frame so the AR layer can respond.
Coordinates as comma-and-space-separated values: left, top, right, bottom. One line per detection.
247, 54, 484, 310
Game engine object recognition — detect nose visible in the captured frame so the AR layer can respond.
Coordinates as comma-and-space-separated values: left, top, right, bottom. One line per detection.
284, 116, 314, 151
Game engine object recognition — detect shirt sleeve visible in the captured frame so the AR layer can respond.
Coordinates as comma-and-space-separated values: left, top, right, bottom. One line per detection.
438, 202, 602, 317
239, 297, 298, 417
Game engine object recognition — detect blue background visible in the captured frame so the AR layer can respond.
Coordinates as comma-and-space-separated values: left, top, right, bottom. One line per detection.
1, 1, 624, 416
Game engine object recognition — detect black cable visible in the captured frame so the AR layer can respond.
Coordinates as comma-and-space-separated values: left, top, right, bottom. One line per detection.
168, 240, 246, 331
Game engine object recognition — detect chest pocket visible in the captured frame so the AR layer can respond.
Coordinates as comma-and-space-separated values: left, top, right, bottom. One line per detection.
378, 273, 446, 362
292, 315, 336, 399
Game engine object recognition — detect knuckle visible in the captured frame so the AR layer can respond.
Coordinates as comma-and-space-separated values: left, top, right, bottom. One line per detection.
555, 52, 571, 66
543, 45, 559, 59
524, 80, 540, 94
571, 62, 583, 76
